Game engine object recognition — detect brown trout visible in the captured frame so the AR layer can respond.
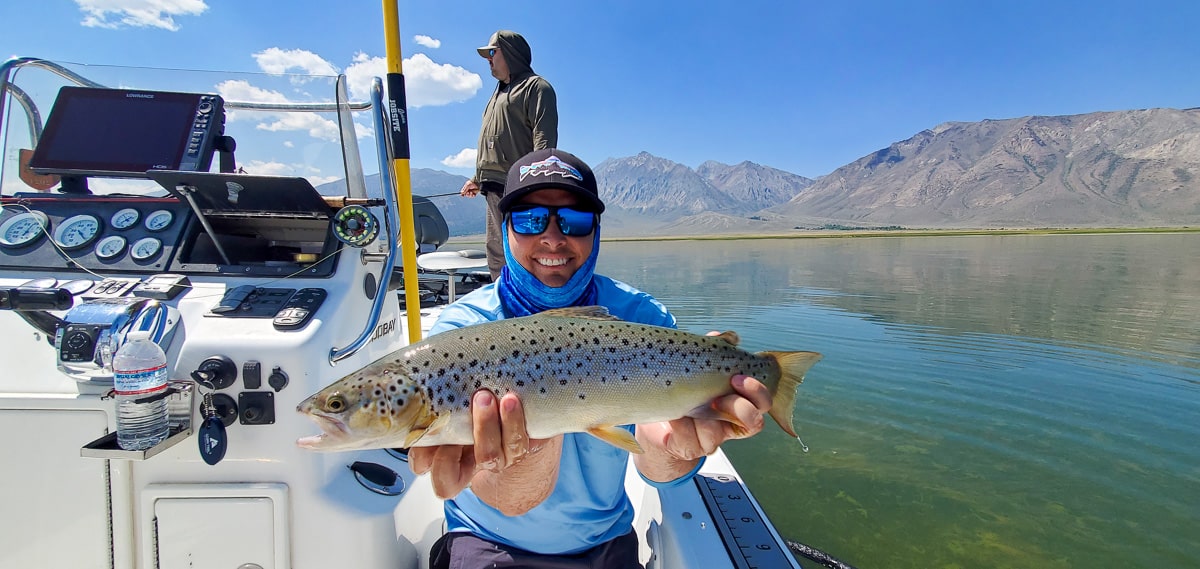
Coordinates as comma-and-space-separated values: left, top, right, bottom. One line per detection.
297, 306, 821, 453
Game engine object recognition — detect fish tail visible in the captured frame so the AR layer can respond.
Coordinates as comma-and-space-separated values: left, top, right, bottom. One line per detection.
760, 351, 822, 438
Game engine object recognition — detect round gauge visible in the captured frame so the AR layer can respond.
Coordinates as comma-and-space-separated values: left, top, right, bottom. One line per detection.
110, 208, 140, 230
0, 211, 49, 248
95, 235, 128, 260
53, 214, 102, 250
145, 209, 174, 232
130, 237, 162, 261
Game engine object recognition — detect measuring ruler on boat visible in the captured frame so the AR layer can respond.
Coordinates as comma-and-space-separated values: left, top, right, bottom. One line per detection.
696, 474, 802, 569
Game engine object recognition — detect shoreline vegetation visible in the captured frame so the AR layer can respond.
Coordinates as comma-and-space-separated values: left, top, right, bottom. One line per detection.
447, 225, 1199, 245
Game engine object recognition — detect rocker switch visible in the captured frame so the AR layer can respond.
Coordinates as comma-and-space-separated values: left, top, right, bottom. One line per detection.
243, 361, 262, 389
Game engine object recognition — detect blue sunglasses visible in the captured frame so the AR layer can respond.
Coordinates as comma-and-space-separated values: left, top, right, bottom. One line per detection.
508, 205, 597, 236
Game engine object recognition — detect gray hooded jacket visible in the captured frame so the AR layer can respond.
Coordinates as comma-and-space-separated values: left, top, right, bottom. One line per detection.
474, 30, 559, 186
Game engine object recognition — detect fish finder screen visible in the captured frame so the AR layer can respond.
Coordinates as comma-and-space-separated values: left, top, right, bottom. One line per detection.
29, 86, 224, 179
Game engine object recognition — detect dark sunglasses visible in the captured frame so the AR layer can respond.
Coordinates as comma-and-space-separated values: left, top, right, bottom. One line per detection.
508, 205, 597, 236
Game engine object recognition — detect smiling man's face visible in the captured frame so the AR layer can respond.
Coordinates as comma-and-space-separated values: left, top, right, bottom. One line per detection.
506, 189, 594, 287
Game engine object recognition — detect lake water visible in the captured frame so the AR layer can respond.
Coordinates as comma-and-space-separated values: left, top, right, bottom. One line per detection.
596, 233, 1200, 569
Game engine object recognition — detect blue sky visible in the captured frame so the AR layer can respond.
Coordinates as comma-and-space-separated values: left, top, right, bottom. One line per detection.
3, 1, 1200, 180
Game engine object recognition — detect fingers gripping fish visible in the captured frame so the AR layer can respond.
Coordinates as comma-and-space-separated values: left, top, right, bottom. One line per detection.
297, 306, 821, 453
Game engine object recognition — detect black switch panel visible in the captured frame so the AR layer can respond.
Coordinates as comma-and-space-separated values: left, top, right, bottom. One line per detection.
238, 391, 275, 425
243, 361, 261, 389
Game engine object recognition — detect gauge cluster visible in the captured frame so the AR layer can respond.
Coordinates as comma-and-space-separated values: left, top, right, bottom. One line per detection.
0, 196, 190, 273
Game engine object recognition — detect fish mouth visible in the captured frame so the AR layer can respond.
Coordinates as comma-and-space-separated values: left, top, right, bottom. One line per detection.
296, 412, 349, 449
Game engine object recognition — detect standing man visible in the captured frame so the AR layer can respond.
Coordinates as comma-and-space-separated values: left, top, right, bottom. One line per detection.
460, 30, 558, 281
413, 149, 775, 568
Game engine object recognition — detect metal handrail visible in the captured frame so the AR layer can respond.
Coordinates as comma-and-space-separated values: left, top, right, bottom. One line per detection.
0, 57, 371, 149
0, 56, 401, 365
329, 77, 402, 365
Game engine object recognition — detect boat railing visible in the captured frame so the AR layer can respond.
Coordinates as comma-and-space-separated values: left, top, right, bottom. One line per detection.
0, 57, 412, 368
329, 77, 403, 365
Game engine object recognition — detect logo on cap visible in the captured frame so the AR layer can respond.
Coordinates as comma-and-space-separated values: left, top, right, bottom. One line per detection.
518, 155, 583, 182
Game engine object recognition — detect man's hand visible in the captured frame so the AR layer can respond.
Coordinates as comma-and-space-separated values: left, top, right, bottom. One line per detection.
460, 179, 481, 197
634, 374, 772, 482
408, 390, 558, 506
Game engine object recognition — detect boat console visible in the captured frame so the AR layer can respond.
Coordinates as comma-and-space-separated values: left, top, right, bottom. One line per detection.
0, 58, 801, 569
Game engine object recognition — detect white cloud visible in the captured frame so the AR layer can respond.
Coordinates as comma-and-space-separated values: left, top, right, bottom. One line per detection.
441, 148, 476, 169
215, 79, 340, 141
242, 159, 293, 176
215, 79, 291, 105
254, 114, 340, 141
242, 160, 338, 188
345, 52, 481, 108
414, 35, 441, 49
76, 0, 207, 31
253, 47, 339, 77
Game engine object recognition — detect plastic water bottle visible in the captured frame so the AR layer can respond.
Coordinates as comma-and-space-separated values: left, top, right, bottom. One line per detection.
112, 331, 170, 450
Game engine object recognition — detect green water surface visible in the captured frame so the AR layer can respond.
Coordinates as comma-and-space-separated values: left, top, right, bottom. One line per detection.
599, 233, 1200, 569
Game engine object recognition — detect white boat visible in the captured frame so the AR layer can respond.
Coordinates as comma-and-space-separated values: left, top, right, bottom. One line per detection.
0, 56, 804, 569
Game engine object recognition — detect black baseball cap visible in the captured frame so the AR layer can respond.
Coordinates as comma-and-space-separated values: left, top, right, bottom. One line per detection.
499, 149, 605, 214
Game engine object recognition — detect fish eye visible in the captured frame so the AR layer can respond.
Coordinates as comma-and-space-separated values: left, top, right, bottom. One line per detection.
325, 394, 347, 412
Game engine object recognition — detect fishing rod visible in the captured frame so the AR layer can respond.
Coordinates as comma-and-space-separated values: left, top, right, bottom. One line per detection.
380, 0, 422, 343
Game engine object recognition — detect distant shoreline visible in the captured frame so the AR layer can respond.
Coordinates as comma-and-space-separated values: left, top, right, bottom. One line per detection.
446, 226, 1199, 245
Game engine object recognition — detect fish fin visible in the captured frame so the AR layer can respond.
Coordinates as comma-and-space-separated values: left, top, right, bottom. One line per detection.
540, 305, 621, 321
587, 425, 644, 454
686, 402, 752, 437
402, 427, 428, 448
715, 330, 740, 346
401, 404, 445, 448
759, 351, 822, 438
423, 413, 451, 435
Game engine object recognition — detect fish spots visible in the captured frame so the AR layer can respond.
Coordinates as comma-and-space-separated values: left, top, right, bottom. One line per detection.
559, 379, 568, 386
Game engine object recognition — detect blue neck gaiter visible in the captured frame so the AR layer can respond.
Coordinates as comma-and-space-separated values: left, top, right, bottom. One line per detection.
496, 220, 600, 317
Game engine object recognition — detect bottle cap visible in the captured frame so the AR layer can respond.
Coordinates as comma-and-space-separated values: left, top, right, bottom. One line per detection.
126, 330, 152, 342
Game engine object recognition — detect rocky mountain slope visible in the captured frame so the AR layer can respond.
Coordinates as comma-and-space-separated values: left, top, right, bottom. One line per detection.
775, 108, 1200, 227
594, 152, 811, 219
319, 107, 1200, 236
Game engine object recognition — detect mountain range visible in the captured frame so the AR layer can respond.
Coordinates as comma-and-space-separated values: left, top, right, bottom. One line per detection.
318, 106, 1200, 237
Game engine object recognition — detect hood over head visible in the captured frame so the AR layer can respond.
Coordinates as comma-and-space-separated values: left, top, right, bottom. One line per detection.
478, 30, 533, 78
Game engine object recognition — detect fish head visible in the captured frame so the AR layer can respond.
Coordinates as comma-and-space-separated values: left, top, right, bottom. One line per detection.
295, 363, 432, 451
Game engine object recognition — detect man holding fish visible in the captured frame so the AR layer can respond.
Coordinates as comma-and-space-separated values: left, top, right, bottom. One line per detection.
297, 149, 820, 568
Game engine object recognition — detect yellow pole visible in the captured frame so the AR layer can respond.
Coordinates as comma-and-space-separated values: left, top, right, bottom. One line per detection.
381, 0, 423, 343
